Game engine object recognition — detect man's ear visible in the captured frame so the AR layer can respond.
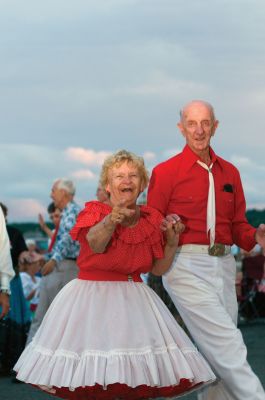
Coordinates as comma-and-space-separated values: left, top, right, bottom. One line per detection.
177, 122, 186, 137
211, 119, 219, 137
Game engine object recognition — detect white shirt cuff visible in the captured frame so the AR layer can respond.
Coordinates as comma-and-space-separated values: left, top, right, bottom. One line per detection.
0, 273, 11, 291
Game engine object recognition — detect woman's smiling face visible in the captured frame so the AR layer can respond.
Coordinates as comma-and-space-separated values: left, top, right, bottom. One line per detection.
105, 161, 143, 208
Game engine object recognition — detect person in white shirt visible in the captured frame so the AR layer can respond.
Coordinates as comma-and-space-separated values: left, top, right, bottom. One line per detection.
19, 252, 42, 318
0, 208, 14, 319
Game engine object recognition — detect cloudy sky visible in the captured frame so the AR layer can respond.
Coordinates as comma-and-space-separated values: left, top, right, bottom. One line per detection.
1, 0, 265, 221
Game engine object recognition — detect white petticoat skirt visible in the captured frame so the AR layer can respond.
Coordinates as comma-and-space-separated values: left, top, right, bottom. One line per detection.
14, 279, 215, 399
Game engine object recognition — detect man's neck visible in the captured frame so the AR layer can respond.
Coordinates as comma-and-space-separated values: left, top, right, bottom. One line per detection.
197, 149, 211, 166
60, 198, 71, 211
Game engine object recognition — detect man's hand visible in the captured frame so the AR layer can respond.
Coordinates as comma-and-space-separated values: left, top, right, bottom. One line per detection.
255, 224, 265, 252
42, 259, 57, 276
38, 213, 46, 230
160, 214, 185, 234
0, 293, 10, 319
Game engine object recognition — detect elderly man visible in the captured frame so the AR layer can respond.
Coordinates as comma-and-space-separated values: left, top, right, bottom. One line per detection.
0, 208, 14, 319
148, 100, 265, 400
26, 178, 80, 344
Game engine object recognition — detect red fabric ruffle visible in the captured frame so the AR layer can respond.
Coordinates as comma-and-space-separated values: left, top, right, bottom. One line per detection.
70, 201, 110, 240
70, 201, 164, 260
36, 380, 201, 400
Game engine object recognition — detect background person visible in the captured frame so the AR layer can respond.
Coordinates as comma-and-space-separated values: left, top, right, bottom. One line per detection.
0, 207, 14, 319
14, 150, 215, 400
38, 202, 61, 243
0, 203, 31, 378
19, 252, 42, 319
148, 100, 265, 400
26, 178, 80, 345
96, 183, 109, 203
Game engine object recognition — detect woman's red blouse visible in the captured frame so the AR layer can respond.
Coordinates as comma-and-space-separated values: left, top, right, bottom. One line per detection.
70, 201, 164, 277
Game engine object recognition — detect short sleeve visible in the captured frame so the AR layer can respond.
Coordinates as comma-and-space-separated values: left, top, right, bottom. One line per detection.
70, 201, 111, 241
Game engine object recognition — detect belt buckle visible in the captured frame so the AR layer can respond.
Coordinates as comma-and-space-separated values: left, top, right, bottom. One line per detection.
128, 274, 133, 282
208, 243, 225, 257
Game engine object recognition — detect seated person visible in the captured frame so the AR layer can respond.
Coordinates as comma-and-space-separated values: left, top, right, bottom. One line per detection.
19, 252, 42, 318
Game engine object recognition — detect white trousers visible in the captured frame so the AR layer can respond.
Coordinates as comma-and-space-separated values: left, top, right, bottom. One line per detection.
162, 252, 265, 400
26, 259, 78, 345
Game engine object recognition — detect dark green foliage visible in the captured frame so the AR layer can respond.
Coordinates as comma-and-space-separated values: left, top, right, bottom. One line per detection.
246, 209, 265, 228
8, 222, 53, 236
9, 209, 265, 234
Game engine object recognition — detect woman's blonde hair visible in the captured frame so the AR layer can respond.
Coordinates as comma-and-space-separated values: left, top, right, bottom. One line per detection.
100, 149, 149, 190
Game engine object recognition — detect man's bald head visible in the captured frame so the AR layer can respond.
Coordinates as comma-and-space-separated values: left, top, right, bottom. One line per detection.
180, 100, 216, 123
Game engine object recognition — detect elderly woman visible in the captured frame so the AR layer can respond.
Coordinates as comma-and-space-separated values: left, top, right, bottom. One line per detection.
14, 150, 215, 399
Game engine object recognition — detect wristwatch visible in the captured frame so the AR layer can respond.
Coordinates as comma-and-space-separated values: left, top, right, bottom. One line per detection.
0, 288, 11, 296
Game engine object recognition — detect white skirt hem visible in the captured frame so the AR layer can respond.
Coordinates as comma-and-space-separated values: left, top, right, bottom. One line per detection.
14, 279, 215, 391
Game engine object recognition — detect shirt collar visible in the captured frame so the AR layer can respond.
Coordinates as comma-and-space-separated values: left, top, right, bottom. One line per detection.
61, 200, 74, 215
181, 144, 221, 172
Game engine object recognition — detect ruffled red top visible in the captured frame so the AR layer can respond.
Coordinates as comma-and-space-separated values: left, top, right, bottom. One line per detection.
70, 201, 164, 280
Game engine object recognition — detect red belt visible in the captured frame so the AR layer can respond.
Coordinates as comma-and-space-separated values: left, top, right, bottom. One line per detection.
78, 269, 143, 282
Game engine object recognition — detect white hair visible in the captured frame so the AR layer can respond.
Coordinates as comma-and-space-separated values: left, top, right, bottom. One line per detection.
54, 178, 76, 196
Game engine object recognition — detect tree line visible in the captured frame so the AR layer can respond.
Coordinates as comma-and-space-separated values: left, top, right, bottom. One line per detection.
9, 209, 265, 236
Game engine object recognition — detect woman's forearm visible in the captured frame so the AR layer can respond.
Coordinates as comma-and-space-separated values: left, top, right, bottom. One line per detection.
151, 243, 178, 276
86, 215, 116, 253
152, 218, 184, 276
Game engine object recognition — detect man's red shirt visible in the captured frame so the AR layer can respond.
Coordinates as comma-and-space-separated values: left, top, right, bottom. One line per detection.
147, 145, 256, 251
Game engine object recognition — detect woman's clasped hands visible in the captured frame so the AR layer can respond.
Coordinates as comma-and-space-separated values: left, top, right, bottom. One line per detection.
160, 214, 185, 248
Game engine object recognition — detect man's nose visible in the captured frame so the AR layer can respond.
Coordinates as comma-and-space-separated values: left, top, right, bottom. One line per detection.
195, 123, 204, 134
